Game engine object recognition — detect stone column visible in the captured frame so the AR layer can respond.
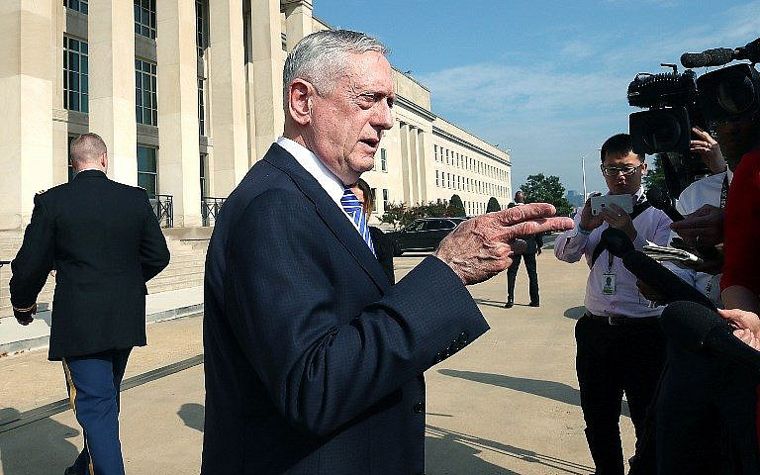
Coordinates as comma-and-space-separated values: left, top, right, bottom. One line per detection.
283, 0, 313, 52
209, 0, 249, 196
399, 123, 411, 204
249, 0, 284, 163
89, 0, 137, 185
0, 1, 55, 229
408, 126, 420, 204
156, 0, 202, 227
417, 129, 428, 202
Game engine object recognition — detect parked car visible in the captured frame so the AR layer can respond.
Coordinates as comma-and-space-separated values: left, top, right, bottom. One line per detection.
387, 217, 468, 256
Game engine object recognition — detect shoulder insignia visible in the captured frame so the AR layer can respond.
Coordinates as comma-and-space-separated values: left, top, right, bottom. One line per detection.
36, 189, 47, 195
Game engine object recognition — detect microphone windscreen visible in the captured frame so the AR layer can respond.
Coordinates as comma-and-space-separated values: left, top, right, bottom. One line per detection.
622, 251, 717, 310
661, 301, 724, 352
681, 48, 734, 68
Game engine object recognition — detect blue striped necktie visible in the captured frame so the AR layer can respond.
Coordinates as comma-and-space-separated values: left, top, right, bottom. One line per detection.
340, 188, 376, 256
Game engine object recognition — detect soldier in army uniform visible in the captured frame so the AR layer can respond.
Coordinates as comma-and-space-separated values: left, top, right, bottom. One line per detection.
10, 133, 170, 475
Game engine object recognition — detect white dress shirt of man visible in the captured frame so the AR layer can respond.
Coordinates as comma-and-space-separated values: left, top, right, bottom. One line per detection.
554, 133, 672, 475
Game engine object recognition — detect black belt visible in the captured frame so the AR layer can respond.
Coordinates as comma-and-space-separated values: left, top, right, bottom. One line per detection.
584, 312, 659, 326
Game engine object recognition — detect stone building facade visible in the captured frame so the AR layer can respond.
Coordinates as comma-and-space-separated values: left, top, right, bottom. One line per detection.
0, 0, 511, 232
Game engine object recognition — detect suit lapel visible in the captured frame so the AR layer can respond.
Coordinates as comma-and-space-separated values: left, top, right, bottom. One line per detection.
264, 144, 391, 290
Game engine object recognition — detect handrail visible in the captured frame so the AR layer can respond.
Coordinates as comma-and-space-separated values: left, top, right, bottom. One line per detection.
201, 196, 226, 227
150, 194, 174, 228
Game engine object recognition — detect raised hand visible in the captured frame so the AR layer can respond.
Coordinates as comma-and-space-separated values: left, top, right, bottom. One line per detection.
435, 203, 574, 285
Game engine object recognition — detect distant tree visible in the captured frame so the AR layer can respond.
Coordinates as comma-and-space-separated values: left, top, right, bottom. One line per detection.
447, 194, 466, 217
486, 197, 501, 213
643, 153, 667, 192
520, 173, 573, 216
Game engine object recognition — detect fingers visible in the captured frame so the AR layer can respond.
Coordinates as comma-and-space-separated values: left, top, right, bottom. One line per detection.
718, 308, 758, 329
492, 203, 557, 225
494, 216, 574, 242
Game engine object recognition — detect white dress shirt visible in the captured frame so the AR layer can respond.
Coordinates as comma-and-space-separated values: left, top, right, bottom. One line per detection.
275, 137, 361, 233
554, 188, 673, 318
664, 170, 732, 306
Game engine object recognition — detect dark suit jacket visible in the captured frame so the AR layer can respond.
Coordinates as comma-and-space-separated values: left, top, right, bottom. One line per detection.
9, 170, 170, 360
369, 226, 395, 284
201, 144, 489, 474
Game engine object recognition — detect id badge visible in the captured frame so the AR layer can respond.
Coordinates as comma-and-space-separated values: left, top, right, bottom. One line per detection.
602, 273, 616, 295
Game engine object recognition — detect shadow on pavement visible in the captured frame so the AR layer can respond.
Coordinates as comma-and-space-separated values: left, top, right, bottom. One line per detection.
438, 369, 630, 418
564, 306, 587, 320
0, 408, 80, 475
177, 402, 205, 433
426, 424, 593, 474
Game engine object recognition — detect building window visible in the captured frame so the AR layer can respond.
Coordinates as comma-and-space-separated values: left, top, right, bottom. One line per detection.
434, 145, 438, 161
195, 0, 207, 57
63, 36, 88, 113
435, 170, 439, 187
380, 148, 387, 172
370, 188, 377, 213
198, 78, 206, 136
64, 0, 88, 14
137, 145, 158, 197
67, 136, 76, 182
200, 153, 208, 197
382, 189, 389, 211
135, 59, 157, 126
134, 0, 157, 39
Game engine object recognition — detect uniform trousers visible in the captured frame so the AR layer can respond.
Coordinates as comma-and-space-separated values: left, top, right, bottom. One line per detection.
575, 314, 665, 475
63, 348, 131, 475
506, 252, 539, 304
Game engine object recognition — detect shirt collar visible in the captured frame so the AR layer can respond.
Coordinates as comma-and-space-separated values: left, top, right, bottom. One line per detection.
74, 167, 105, 177
276, 137, 346, 208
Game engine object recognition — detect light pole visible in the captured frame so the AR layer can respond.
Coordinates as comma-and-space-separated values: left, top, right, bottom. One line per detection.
581, 154, 588, 200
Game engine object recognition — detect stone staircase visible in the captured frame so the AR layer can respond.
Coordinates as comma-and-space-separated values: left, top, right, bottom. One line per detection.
0, 230, 210, 320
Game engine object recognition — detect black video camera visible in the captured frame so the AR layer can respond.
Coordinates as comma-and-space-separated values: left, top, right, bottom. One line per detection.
627, 66, 709, 196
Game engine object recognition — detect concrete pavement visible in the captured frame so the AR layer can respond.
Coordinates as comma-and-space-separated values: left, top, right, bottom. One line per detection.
0, 253, 639, 474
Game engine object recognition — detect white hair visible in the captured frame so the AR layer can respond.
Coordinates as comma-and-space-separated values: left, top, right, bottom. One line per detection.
283, 29, 388, 103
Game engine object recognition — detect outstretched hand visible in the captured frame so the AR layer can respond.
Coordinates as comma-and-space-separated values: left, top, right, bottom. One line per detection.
435, 203, 574, 285
718, 308, 760, 351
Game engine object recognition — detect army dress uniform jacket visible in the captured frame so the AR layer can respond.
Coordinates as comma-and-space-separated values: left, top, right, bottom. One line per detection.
9, 170, 170, 360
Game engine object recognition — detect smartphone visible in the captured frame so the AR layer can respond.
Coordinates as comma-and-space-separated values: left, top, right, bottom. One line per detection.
590, 194, 634, 216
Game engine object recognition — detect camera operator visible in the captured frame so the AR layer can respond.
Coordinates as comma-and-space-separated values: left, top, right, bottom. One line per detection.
640, 126, 731, 307
655, 109, 760, 474
554, 133, 672, 475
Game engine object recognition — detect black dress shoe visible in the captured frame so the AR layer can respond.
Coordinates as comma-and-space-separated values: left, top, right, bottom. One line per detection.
504, 299, 514, 308
528, 301, 540, 307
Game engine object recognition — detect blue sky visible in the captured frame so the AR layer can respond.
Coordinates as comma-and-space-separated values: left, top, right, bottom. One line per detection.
315, 0, 760, 195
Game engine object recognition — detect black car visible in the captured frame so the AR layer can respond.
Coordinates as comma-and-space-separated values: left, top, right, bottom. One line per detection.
388, 217, 468, 255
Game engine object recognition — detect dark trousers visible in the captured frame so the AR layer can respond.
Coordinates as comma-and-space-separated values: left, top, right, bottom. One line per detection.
506, 252, 538, 303
63, 348, 132, 475
575, 315, 666, 475
656, 341, 759, 474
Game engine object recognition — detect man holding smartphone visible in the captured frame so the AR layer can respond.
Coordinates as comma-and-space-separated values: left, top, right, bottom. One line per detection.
554, 133, 672, 475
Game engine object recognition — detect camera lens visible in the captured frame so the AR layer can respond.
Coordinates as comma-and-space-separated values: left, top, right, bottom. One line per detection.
716, 75, 755, 114
643, 114, 683, 151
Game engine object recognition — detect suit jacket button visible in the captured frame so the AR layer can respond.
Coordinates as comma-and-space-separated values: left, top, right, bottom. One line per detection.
413, 402, 425, 414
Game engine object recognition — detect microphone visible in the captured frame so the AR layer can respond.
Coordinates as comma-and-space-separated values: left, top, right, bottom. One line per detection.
680, 48, 735, 68
661, 301, 760, 373
645, 187, 684, 222
735, 38, 760, 63
601, 228, 716, 309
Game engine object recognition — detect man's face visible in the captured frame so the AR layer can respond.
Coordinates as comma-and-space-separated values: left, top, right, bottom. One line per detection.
715, 119, 760, 170
303, 51, 395, 185
515, 192, 525, 203
602, 151, 646, 195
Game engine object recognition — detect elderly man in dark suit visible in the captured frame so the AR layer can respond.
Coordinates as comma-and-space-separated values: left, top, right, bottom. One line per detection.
201, 29, 573, 474
10, 133, 170, 475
